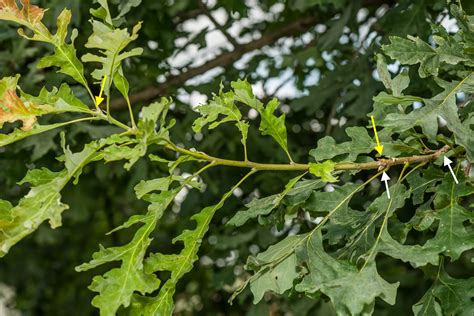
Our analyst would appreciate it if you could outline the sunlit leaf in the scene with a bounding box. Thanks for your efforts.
[309,160,338,182]
[259,98,292,160]
[82,4,143,98]
[193,85,249,151]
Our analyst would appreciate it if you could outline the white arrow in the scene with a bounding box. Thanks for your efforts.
[443,156,459,184]
[381,171,391,199]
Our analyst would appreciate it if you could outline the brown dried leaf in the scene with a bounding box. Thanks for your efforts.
[0,76,51,131]
[0,0,45,26]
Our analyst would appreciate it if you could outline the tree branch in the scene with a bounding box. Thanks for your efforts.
[111,0,395,110]
[324,98,340,136]
[198,0,239,48]
[165,143,450,172]
[173,8,202,24]
[111,15,320,110]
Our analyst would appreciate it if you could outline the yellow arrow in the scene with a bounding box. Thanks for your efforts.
[370,115,384,155]
[95,75,107,107]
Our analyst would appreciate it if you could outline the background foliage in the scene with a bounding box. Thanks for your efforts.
[0,0,473,315]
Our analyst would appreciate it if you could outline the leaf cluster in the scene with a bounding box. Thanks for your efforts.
[0,1,472,315]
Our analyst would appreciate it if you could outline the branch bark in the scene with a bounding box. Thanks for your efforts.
[165,144,450,172]
[198,0,239,48]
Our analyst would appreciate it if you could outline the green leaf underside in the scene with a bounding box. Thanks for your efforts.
[413,269,474,316]
[241,172,472,313]
[249,234,305,303]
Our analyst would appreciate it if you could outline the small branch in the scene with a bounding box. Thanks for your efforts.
[94,110,131,131]
[262,73,293,104]
[165,143,450,172]
[325,98,339,136]
[458,94,474,108]
[198,0,239,48]
[173,8,202,24]
[335,145,449,171]
[165,143,308,171]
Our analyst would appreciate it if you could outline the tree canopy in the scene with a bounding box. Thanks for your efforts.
[0,0,473,315]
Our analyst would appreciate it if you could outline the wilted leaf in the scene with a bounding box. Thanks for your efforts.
[0,75,49,130]
[0,0,45,27]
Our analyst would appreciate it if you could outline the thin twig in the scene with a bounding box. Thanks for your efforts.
[262,73,294,104]
[458,94,474,108]
[325,98,339,136]
[198,0,239,48]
